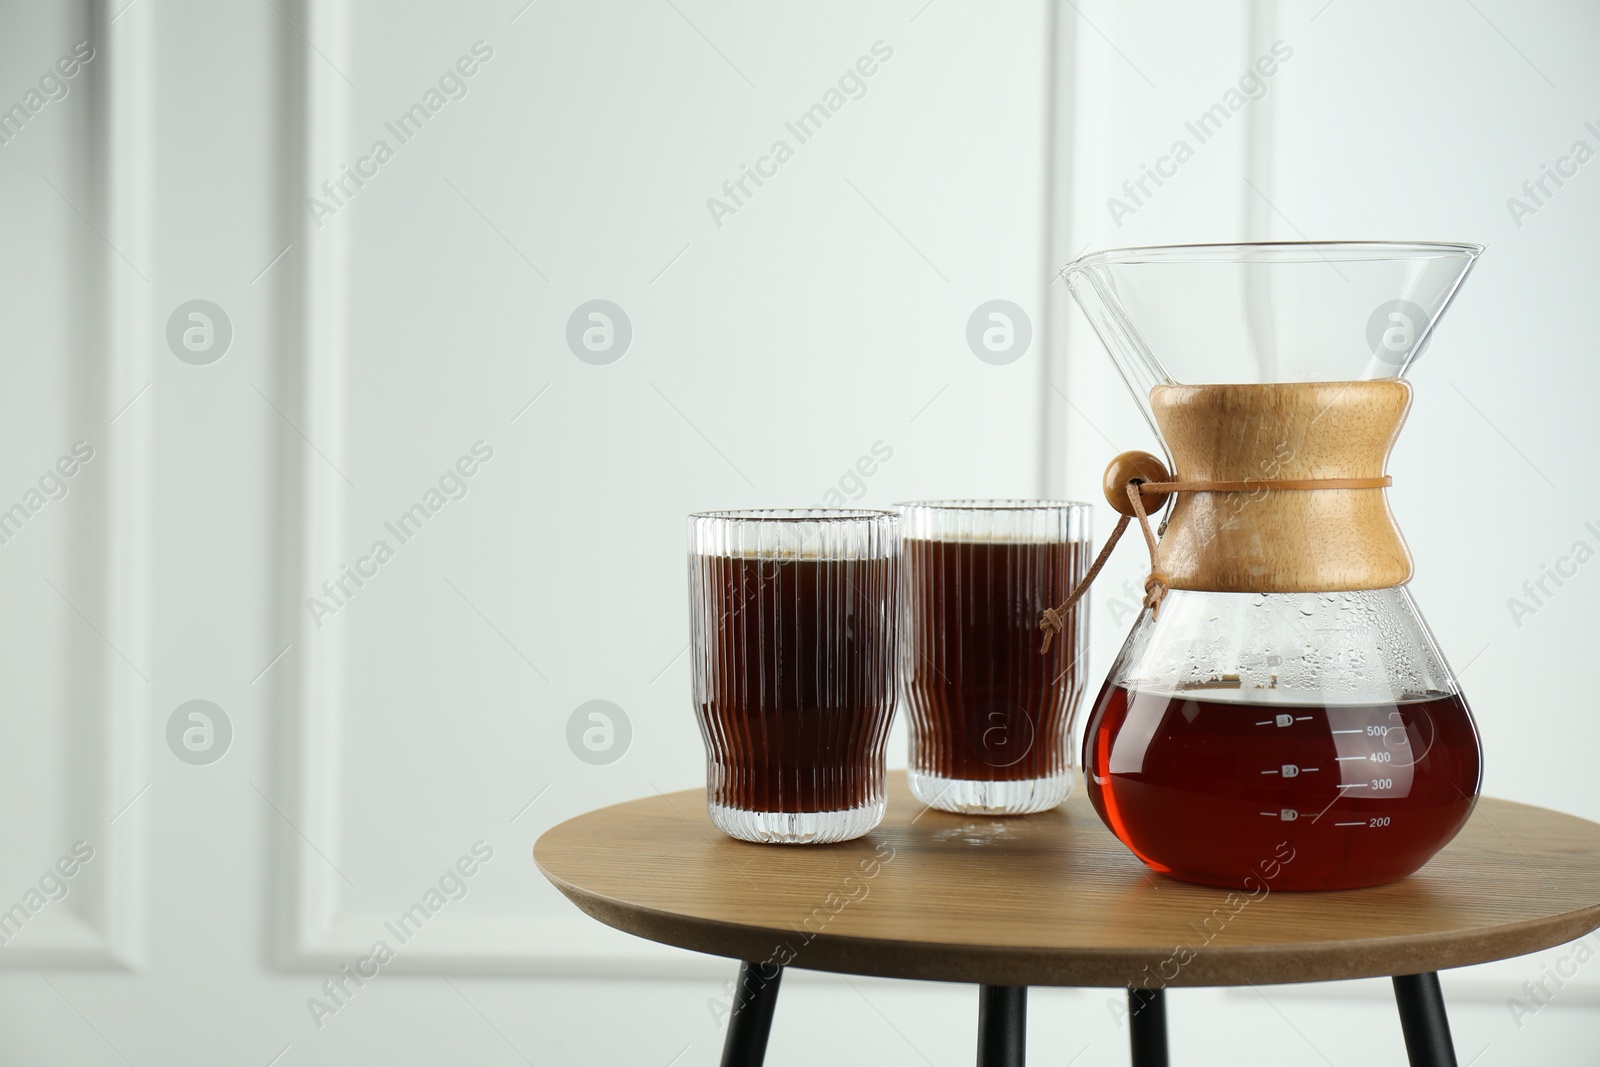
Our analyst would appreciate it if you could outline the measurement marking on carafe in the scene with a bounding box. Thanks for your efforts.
[1334,821,1366,827]
[1335,755,1368,761]
[1295,715,1312,721]
[1331,728,1365,734]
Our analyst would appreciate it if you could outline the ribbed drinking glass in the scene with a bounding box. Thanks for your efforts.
[688,509,900,844]
[898,500,1092,814]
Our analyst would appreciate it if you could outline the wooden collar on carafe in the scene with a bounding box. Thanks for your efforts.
[1037,451,1393,654]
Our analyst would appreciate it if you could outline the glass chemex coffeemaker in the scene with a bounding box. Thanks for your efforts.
[1047,242,1485,891]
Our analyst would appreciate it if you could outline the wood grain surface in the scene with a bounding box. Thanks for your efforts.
[534,771,1600,987]
[1151,380,1415,593]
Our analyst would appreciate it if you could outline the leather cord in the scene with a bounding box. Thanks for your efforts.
[1038,474,1392,654]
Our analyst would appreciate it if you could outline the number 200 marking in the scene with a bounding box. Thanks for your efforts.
[1369,816,1391,828]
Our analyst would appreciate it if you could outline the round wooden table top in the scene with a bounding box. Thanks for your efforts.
[534,772,1600,987]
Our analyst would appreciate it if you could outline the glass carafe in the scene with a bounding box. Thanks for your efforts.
[1063,242,1484,891]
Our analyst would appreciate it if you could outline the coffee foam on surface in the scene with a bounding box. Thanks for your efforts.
[901,533,1089,546]
[696,549,891,562]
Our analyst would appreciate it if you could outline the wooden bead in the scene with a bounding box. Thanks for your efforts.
[1103,450,1171,516]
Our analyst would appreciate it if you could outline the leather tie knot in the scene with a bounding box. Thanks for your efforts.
[1037,456,1394,653]
[1038,607,1066,654]
[1142,571,1170,618]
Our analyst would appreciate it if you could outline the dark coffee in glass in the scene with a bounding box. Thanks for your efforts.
[899,501,1090,814]
[688,510,899,843]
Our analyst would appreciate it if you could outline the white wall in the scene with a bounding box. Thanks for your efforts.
[0,0,1594,1064]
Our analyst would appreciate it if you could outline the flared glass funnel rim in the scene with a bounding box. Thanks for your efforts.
[1060,240,1484,278]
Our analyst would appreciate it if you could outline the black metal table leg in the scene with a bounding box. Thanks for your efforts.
[719,961,783,1067]
[977,984,1027,1067]
[1128,987,1169,1067]
[1393,972,1458,1067]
